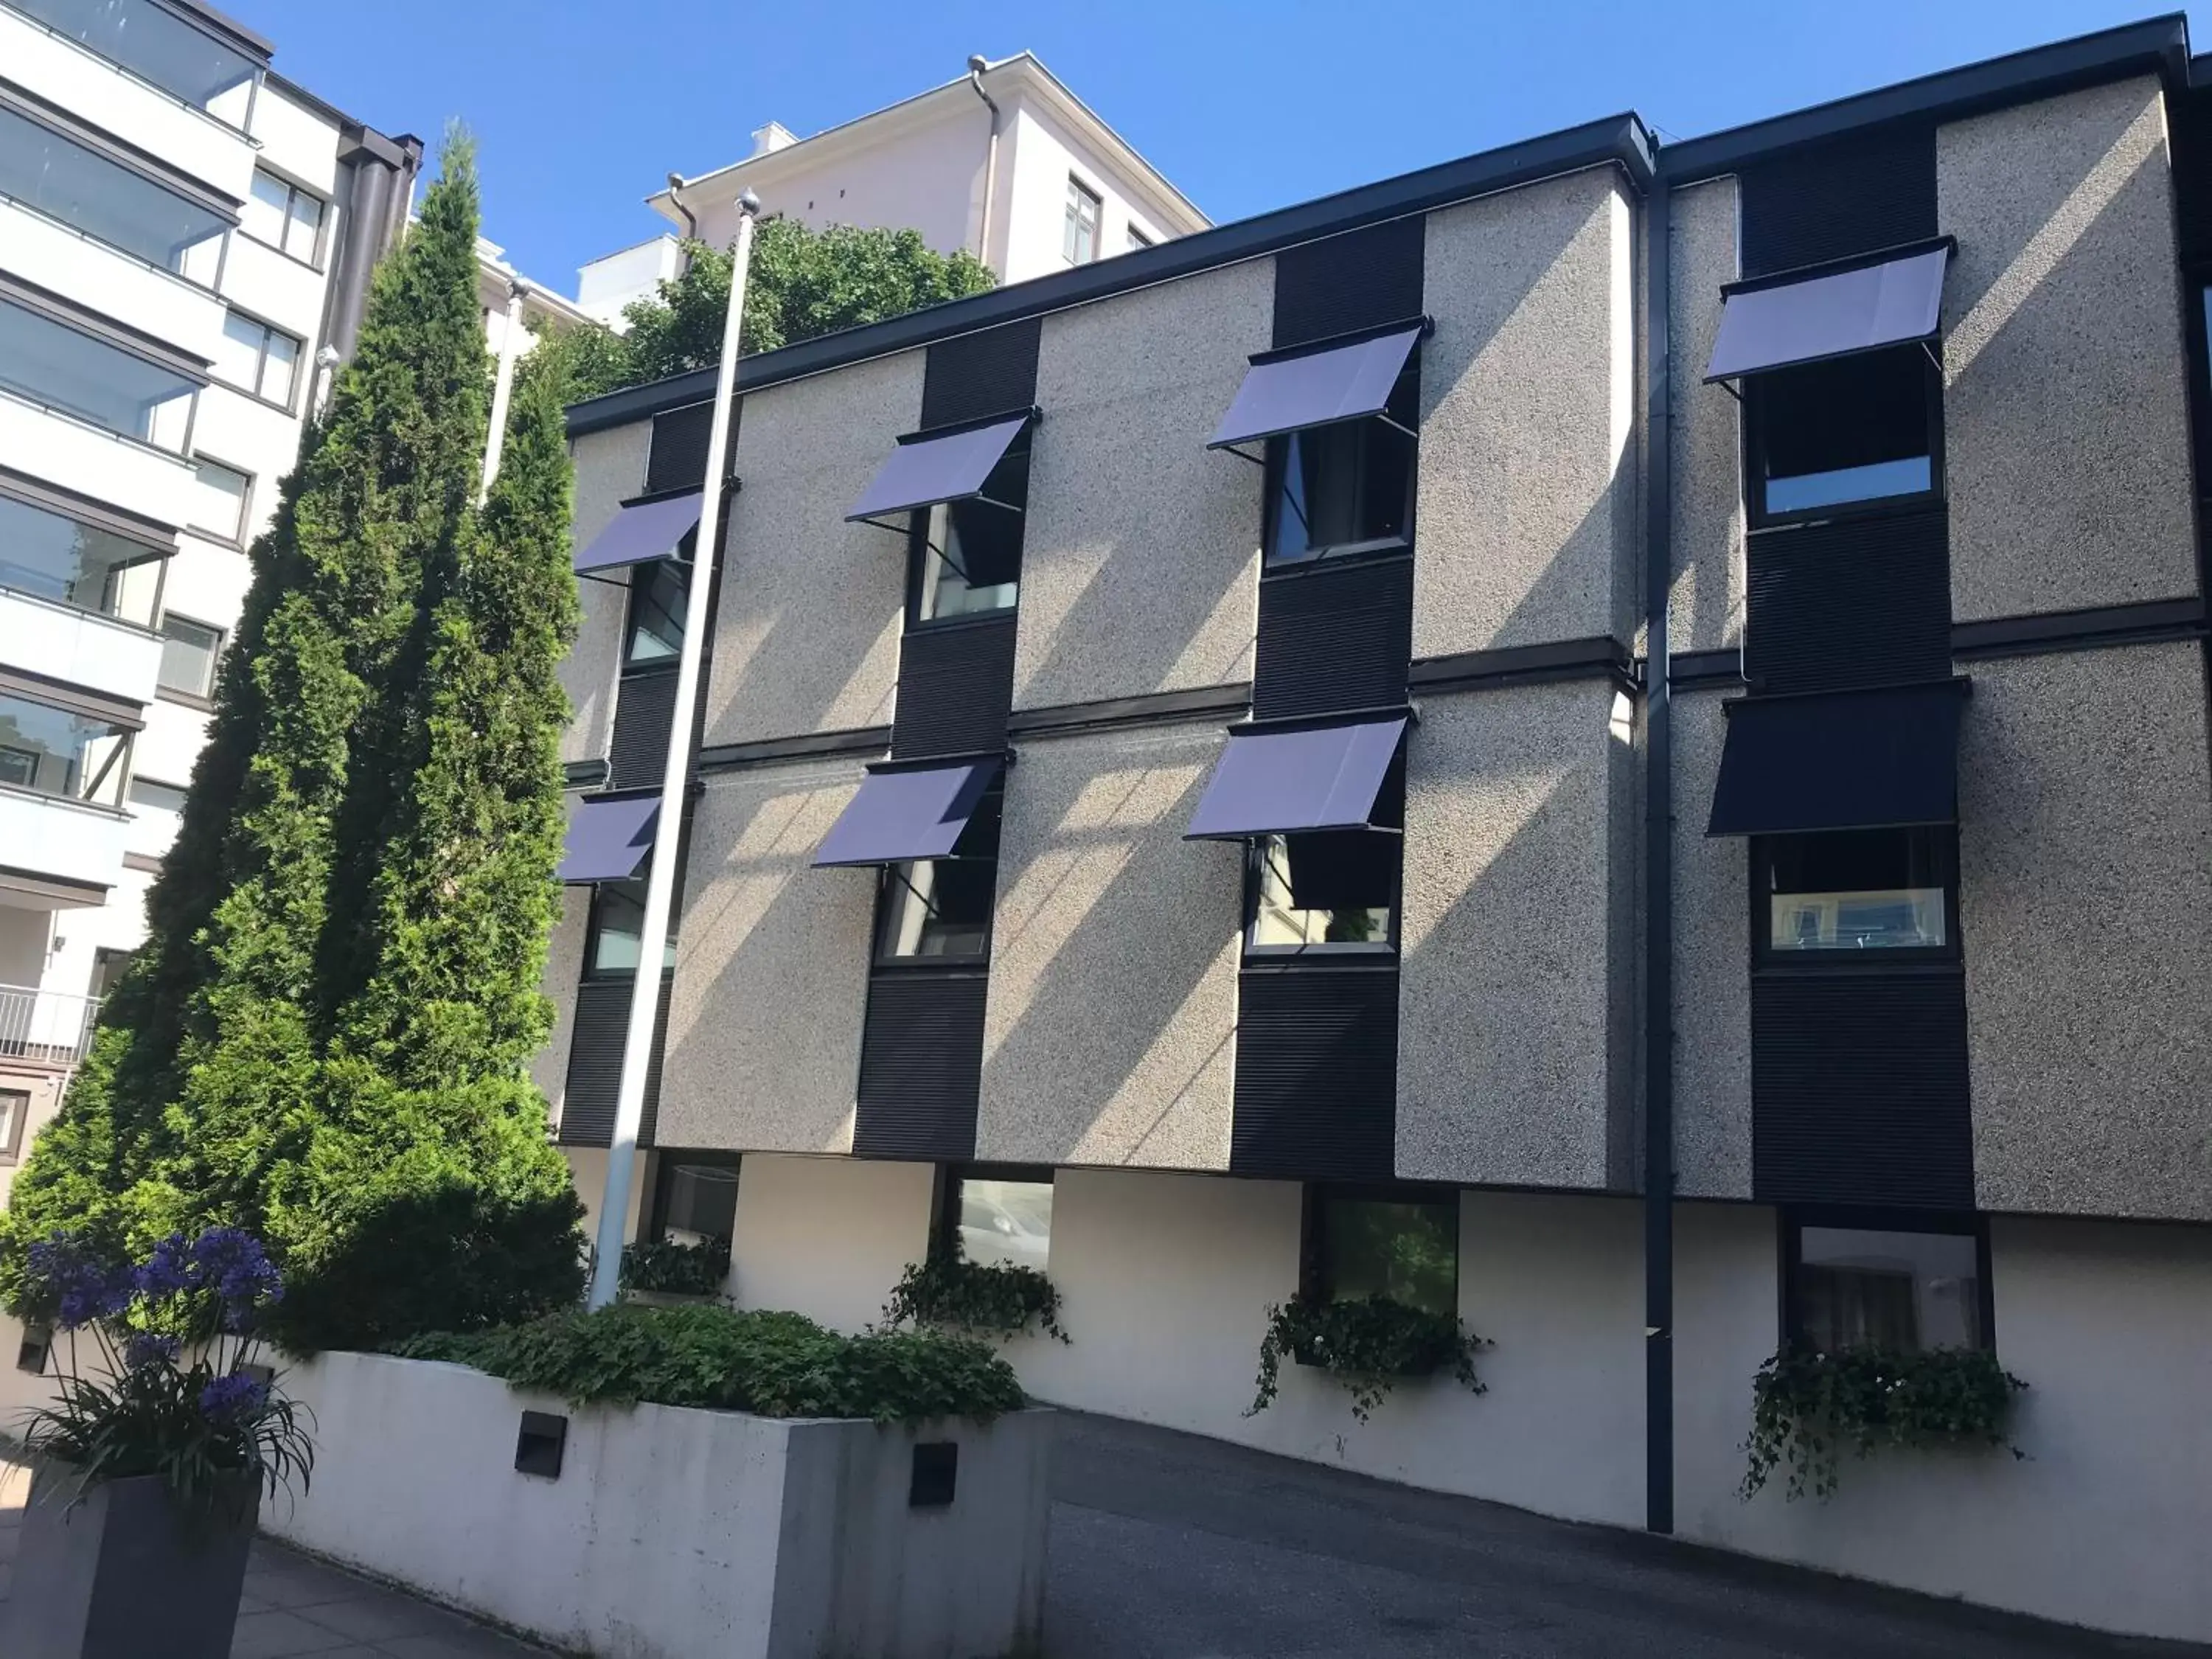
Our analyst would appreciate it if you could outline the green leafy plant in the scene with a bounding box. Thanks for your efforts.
[883,1255,1068,1343]
[619,1237,731,1298]
[393,1302,1026,1425]
[1248,1295,1486,1423]
[1741,1344,2028,1500]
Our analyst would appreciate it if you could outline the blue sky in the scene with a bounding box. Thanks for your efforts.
[229,1,2204,290]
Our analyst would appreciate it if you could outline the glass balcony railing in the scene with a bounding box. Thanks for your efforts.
[0,687,133,809]
[0,490,164,626]
[0,103,229,281]
[7,0,258,126]
[0,296,197,451]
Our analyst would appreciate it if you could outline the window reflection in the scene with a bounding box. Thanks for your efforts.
[1265,359,1418,565]
[957,1177,1052,1271]
[625,559,687,668]
[655,1158,738,1247]
[588,877,676,976]
[1319,1194,1456,1318]
[1761,828,1950,955]
[0,299,196,450]
[1795,1224,1982,1353]
[911,444,1026,623]
[13,0,259,122]
[0,105,229,279]
[1750,345,1933,520]
[0,492,163,624]
[0,690,131,807]
[1248,832,1397,950]
[877,786,1002,961]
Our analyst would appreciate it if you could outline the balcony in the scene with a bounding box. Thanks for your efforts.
[0,782,129,904]
[0,197,226,364]
[0,982,100,1068]
[0,588,162,706]
[0,385,199,531]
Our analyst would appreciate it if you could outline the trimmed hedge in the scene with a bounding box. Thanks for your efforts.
[394,1303,1026,1425]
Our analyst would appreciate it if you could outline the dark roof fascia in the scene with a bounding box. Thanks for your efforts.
[568,112,1655,438]
[1660,14,2189,184]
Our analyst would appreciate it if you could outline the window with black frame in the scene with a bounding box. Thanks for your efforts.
[624,557,689,671]
[1307,1187,1457,1318]
[650,1153,740,1248]
[1265,358,1419,566]
[1753,827,1956,961]
[874,783,1003,961]
[585,877,676,977]
[907,436,1029,624]
[1245,759,1403,956]
[1744,343,1938,524]
[1786,1214,1986,1353]
[942,1166,1054,1272]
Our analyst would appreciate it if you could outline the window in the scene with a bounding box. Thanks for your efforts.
[1745,344,1936,524]
[1264,356,1419,564]
[1063,176,1101,265]
[0,105,229,279]
[187,458,251,543]
[1308,1187,1458,1318]
[0,299,196,451]
[213,312,301,408]
[941,1166,1053,1271]
[10,0,259,122]
[649,1152,740,1247]
[875,785,1003,961]
[241,169,325,264]
[0,1089,27,1165]
[0,690,131,806]
[624,559,687,670]
[88,947,134,1001]
[1787,1215,1986,1353]
[128,776,187,815]
[1127,226,1153,252]
[0,490,163,624]
[1755,828,1955,961]
[907,435,1029,624]
[1245,757,1403,956]
[585,877,675,977]
[157,615,223,700]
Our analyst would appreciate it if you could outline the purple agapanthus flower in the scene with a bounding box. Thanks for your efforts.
[189,1228,283,1329]
[23,1233,133,1331]
[133,1231,201,1299]
[123,1331,181,1370]
[198,1371,268,1422]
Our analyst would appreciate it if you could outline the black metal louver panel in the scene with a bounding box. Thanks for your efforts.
[1252,556,1413,721]
[645,403,715,495]
[2168,87,2212,268]
[921,317,1043,430]
[853,970,988,1161]
[1751,970,1972,1209]
[890,615,1018,759]
[1738,122,1937,278]
[1273,216,1426,350]
[607,671,678,789]
[1745,507,1950,694]
[1230,966,1399,1181]
[557,975,669,1148]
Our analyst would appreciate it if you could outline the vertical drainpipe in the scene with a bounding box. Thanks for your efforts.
[481,278,526,500]
[1641,173,1676,1537]
[967,55,1001,267]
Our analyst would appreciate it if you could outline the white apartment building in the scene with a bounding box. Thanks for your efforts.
[574,52,1208,324]
[0,0,417,1192]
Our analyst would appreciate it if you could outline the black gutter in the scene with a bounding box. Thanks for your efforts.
[569,113,1655,437]
[1662,13,2187,182]
[1641,178,1674,1538]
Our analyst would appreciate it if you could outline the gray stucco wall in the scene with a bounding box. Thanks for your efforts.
[975,720,1242,1169]
[532,883,591,1130]
[563,422,650,766]
[1012,260,1270,710]
[1396,680,1634,1189]
[1941,76,2199,621]
[1669,689,1752,1199]
[1666,176,1743,656]
[1416,169,1638,658]
[703,352,922,747]
[655,757,876,1154]
[1959,641,2212,1220]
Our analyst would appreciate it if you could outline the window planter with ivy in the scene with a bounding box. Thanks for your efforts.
[1248,1293,1485,1422]
[619,1235,731,1300]
[1741,1344,2027,1500]
[883,1254,1068,1343]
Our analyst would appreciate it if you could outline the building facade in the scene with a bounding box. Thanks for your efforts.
[0,0,416,1199]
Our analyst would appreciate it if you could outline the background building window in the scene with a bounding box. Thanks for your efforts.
[242,168,326,265]
[1310,1188,1458,1318]
[944,1167,1053,1271]
[649,1153,740,1248]
[1756,827,1954,959]
[213,312,301,408]
[0,690,132,805]
[585,877,676,977]
[88,947,134,1001]
[0,104,229,279]
[1127,226,1153,252]
[1788,1217,1985,1353]
[0,1088,27,1165]
[157,614,223,699]
[908,439,1028,623]
[624,559,687,669]
[876,786,1002,961]
[0,299,195,450]
[187,457,251,543]
[1265,358,1419,564]
[1745,345,1935,522]
[128,776,187,815]
[0,490,163,623]
[1063,176,1101,265]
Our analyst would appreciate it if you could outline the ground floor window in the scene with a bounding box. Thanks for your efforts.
[1304,1185,1458,1318]
[939,1164,1053,1271]
[647,1152,740,1248]
[1784,1211,1987,1353]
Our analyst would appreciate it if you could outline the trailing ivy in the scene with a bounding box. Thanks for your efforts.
[883,1256,1068,1343]
[1247,1295,1486,1424]
[619,1237,731,1298]
[1741,1344,2028,1500]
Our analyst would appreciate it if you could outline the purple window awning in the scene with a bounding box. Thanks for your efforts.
[1210,327,1422,451]
[846,415,1031,525]
[813,758,1002,867]
[558,793,660,883]
[1705,242,1952,383]
[1185,716,1408,841]
[573,493,703,574]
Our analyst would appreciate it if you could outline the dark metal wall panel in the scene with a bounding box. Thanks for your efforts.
[854,970,988,1160]
[1737,122,1937,278]
[1745,507,1951,694]
[921,316,1043,430]
[2168,86,2212,268]
[1271,216,1427,350]
[645,403,714,495]
[557,975,669,1148]
[1230,967,1399,1181]
[1750,970,1972,1208]
[1252,557,1413,720]
[890,615,1018,759]
[607,670,678,790]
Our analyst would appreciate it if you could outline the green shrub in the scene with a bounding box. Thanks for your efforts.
[619,1236,731,1298]
[1742,1344,2028,1500]
[1248,1295,1486,1423]
[883,1256,1067,1343]
[394,1303,1026,1425]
